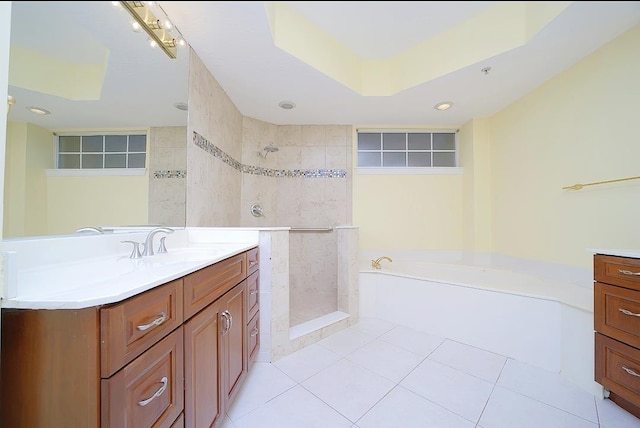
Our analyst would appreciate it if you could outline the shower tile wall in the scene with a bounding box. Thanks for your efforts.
[148,126,187,227]
[186,50,244,227]
[241,117,353,326]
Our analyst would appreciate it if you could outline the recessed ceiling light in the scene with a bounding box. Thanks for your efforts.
[174,102,188,111]
[278,101,296,110]
[434,102,453,111]
[27,106,50,115]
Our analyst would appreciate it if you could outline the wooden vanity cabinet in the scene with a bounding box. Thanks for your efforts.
[0,247,260,428]
[594,254,640,418]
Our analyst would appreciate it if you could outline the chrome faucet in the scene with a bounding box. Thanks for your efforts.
[142,227,174,256]
[371,256,392,270]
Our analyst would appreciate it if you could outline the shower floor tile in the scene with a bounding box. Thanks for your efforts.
[221,317,640,428]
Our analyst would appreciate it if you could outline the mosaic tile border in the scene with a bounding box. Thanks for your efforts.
[153,170,187,179]
[193,131,347,178]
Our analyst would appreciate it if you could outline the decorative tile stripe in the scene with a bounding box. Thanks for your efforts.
[153,170,187,179]
[193,131,347,178]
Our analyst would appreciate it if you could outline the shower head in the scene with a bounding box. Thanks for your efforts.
[257,144,279,158]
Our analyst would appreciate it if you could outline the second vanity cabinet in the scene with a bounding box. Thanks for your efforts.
[1,246,260,428]
[594,254,640,418]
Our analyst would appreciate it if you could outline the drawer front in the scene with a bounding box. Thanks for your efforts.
[247,247,259,275]
[184,253,246,320]
[247,311,260,366]
[595,255,640,291]
[101,279,184,378]
[101,327,184,428]
[246,270,260,321]
[595,333,640,408]
[595,282,640,349]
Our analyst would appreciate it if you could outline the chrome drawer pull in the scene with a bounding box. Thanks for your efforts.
[249,260,258,267]
[622,366,640,378]
[250,289,258,295]
[618,308,640,317]
[138,376,168,406]
[619,269,640,276]
[221,311,231,335]
[250,327,259,337]
[136,312,167,331]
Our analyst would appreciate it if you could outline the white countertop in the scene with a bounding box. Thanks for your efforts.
[1,228,260,310]
[587,248,640,259]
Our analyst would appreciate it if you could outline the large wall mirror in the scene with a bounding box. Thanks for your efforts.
[4,1,189,239]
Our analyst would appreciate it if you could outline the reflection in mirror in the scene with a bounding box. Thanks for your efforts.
[4,1,189,239]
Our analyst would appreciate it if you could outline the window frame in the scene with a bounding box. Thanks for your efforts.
[53,130,148,171]
[355,129,460,173]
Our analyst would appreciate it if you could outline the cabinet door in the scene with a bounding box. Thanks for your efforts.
[184,300,223,428]
[220,281,248,409]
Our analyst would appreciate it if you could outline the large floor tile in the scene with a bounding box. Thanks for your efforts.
[428,339,506,383]
[595,397,640,428]
[378,325,445,357]
[497,358,598,423]
[355,386,475,428]
[346,338,424,383]
[316,327,376,356]
[478,386,598,428]
[347,317,397,338]
[400,358,494,422]
[302,359,396,422]
[226,362,297,421]
[273,343,342,383]
[233,385,353,428]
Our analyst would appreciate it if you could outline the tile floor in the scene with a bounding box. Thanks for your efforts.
[221,318,640,428]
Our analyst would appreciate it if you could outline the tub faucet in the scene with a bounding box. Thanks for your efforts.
[76,226,104,234]
[142,227,174,256]
[372,256,393,270]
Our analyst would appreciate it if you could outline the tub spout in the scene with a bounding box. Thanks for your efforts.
[372,256,393,270]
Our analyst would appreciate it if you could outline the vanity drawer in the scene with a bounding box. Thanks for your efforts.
[247,247,259,275]
[246,270,260,321]
[595,282,640,349]
[101,279,183,378]
[595,255,640,291]
[247,311,260,366]
[595,333,640,408]
[101,327,184,428]
[184,253,246,320]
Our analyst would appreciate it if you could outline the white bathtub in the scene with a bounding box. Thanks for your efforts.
[359,259,601,396]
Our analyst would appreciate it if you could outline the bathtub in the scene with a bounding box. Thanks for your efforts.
[359,258,601,396]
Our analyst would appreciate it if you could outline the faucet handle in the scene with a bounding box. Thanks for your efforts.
[122,241,143,259]
[157,236,168,254]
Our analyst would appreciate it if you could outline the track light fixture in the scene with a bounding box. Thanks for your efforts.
[119,1,183,59]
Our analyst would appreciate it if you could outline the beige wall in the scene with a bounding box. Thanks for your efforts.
[353,125,464,251]
[488,24,640,269]
[46,174,148,235]
[4,122,170,237]
[353,24,640,271]
[4,122,51,237]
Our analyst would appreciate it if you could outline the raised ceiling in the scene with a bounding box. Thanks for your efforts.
[161,1,640,126]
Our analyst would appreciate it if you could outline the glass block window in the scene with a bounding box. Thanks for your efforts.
[357,130,457,168]
[56,133,147,169]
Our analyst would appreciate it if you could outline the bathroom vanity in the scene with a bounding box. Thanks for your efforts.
[593,251,640,419]
[0,230,259,428]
